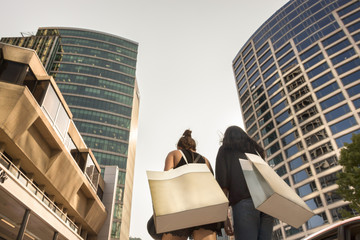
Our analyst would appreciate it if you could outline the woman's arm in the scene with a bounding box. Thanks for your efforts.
[164,150,177,171]
[204,157,214,174]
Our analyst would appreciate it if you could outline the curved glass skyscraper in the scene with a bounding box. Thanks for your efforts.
[1,27,139,239]
[232,0,359,239]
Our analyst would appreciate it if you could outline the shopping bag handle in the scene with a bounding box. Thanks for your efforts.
[179,150,202,164]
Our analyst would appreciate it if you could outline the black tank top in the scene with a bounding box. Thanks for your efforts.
[174,149,206,168]
[174,149,214,174]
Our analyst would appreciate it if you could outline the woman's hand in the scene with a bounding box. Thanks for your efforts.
[224,216,234,236]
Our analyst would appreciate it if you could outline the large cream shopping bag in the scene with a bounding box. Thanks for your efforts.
[240,153,314,228]
[147,163,229,233]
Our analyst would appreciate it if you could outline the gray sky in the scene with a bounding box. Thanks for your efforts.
[1,0,288,238]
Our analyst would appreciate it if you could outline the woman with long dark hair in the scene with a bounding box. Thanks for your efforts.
[215,126,273,240]
[161,129,218,240]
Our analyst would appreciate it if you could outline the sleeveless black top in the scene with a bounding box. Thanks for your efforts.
[175,149,214,174]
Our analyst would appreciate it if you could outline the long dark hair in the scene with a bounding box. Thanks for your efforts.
[222,126,265,158]
[177,129,196,151]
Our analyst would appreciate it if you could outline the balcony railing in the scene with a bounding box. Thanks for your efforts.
[0,152,80,235]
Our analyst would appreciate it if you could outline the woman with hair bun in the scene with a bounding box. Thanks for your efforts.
[161,129,218,240]
[215,126,274,240]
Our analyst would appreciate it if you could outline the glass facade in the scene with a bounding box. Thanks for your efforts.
[232,0,360,239]
[1,27,139,240]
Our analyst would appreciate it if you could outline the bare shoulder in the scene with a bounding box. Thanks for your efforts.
[167,150,182,158]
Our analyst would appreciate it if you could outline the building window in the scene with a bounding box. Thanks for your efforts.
[330,116,357,134]
[268,82,282,97]
[237,73,245,86]
[256,102,270,117]
[242,98,252,112]
[240,90,250,103]
[282,130,299,146]
[249,71,260,86]
[254,94,267,108]
[268,154,284,168]
[276,43,292,59]
[278,51,295,67]
[275,165,287,177]
[266,142,280,157]
[353,98,360,108]
[234,61,243,75]
[246,115,256,128]
[303,53,324,70]
[296,181,317,197]
[309,142,333,160]
[263,131,278,147]
[272,229,283,240]
[294,96,314,112]
[270,90,285,105]
[305,129,328,146]
[244,106,254,120]
[331,48,356,65]
[347,84,360,97]
[341,69,360,86]
[301,117,323,135]
[293,167,312,184]
[247,63,258,77]
[245,56,256,70]
[305,196,323,210]
[252,86,265,100]
[319,171,341,188]
[236,69,245,82]
[263,65,277,80]
[297,106,318,124]
[342,10,360,25]
[265,72,279,87]
[306,212,328,230]
[290,85,310,102]
[276,110,291,125]
[316,82,339,99]
[320,92,345,110]
[314,155,338,174]
[243,45,253,60]
[300,44,320,61]
[326,39,351,56]
[324,190,342,205]
[284,225,303,237]
[279,120,296,135]
[239,83,248,95]
[336,58,360,75]
[311,71,334,89]
[337,1,360,17]
[307,62,329,79]
[258,49,272,65]
[335,129,360,148]
[259,112,272,127]
[248,124,258,136]
[325,104,350,122]
[281,58,298,74]
[289,154,308,171]
[260,57,274,72]
[285,141,303,158]
[347,21,360,33]
[287,76,306,93]
[273,100,288,115]
[257,42,269,58]
[322,30,345,47]
[331,205,357,221]
[261,121,275,136]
